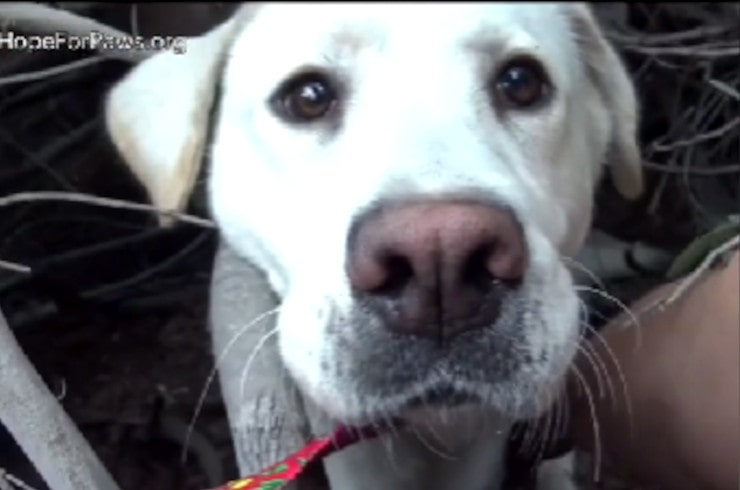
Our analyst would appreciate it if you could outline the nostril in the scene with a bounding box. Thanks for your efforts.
[373,253,414,295]
[462,244,497,292]
[487,234,527,281]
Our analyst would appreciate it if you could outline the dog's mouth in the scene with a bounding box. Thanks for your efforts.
[377,384,490,427]
[404,385,482,410]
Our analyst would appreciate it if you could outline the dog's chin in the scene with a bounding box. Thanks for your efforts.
[313,364,573,428]
[397,386,489,425]
[327,384,494,426]
[320,385,489,428]
[298,336,578,428]
[404,385,483,409]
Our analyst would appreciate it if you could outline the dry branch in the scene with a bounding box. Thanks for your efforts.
[0,191,216,228]
[0,306,122,490]
[0,56,105,88]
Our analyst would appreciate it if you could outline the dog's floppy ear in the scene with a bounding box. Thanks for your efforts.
[104,6,256,223]
[567,4,644,200]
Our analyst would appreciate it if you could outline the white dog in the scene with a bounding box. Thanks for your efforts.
[105,3,642,489]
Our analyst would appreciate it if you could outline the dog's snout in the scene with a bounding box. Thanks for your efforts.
[347,201,528,340]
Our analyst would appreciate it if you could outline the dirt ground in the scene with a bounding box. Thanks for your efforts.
[7,281,238,490]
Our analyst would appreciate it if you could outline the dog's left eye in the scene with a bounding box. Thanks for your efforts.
[273,73,338,123]
[493,57,551,110]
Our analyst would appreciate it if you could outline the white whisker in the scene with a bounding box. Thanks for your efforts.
[575,285,642,350]
[238,326,280,406]
[181,305,282,463]
[584,324,634,435]
[570,365,602,482]
[562,255,607,291]
[576,339,611,402]
[409,422,457,461]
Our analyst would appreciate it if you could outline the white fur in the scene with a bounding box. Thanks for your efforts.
[105,3,642,489]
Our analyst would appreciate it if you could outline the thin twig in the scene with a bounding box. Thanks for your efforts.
[642,160,740,176]
[662,234,739,307]
[0,56,106,88]
[0,191,216,228]
[649,117,740,153]
[0,469,38,490]
[707,79,740,101]
[624,235,740,326]
[129,3,139,37]
[0,127,74,188]
[0,258,30,273]
[620,44,739,58]
[608,25,733,45]
[87,230,211,297]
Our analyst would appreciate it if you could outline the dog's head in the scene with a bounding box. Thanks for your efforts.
[106,3,641,425]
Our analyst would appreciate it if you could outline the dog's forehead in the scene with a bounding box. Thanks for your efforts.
[249,3,562,33]
[231,3,577,81]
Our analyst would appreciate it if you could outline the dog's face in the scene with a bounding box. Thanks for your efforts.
[106,3,641,425]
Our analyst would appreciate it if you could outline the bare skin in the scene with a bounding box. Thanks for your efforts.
[570,251,739,490]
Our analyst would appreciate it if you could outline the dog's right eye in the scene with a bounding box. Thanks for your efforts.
[273,73,338,123]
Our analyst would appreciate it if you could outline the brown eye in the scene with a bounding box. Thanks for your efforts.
[275,73,337,122]
[495,58,550,109]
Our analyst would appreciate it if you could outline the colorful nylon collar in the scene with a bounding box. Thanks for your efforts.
[207,425,383,490]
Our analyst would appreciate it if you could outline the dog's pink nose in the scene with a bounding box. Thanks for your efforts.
[347,200,528,341]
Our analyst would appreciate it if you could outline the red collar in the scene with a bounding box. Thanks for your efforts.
[207,425,384,490]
